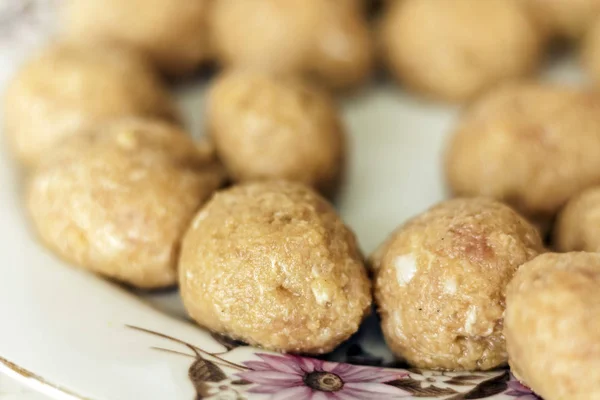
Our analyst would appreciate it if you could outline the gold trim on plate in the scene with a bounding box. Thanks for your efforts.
[0,356,91,400]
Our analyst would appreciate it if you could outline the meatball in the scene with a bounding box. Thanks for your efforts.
[378,0,543,101]
[179,181,372,354]
[206,71,345,196]
[446,83,600,224]
[307,1,374,90]
[27,118,225,289]
[521,0,600,39]
[62,0,211,76]
[373,198,543,370]
[3,42,176,166]
[209,0,315,76]
[554,187,600,252]
[505,252,600,400]
[209,0,373,90]
[582,18,600,85]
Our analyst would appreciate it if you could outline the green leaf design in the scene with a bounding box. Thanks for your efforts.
[448,371,510,400]
[386,378,459,397]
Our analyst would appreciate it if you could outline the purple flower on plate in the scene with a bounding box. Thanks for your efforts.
[237,353,410,400]
[506,375,542,400]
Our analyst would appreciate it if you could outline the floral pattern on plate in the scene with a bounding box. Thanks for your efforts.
[129,325,544,400]
[237,353,408,399]
[505,376,541,400]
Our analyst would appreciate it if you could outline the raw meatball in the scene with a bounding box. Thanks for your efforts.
[27,118,225,289]
[521,0,600,39]
[378,0,543,101]
[373,198,543,370]
[206,71,345,196]
[554,187,600,252]
[179,181,372,354]
[505,252,600,400]
[3,42,176,166]
[209,0,373,90]
[62,0,211,76]
[446,83,600,224]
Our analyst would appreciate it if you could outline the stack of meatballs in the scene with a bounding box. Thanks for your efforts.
[4,1,600,399]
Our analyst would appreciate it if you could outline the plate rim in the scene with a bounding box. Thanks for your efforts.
[0,356,90,400]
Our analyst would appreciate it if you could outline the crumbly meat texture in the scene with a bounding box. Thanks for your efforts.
[446,83,600,222]
[378,0,543,101]
[3,42,176,166]
[26,118,225,289]
[505,252,600,400]
[373,198,544,370]
[554,186,600,252]
[209,0,315,75]
[307,1,373,90]
[207,71,345,196]
[209,0,373,90]
[581,18,600,86]
[179,181,372,354]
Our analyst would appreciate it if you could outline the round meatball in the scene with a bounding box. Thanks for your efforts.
[27,118,225,289]
[3,42,176,166]
[179,181,372,354]
[210,0,315,75]
[379,0,543,101]
[505,252,600,400]
[206,71,345,196]
[446,83,600,224]
[554,186,600,252]
[209,0,373,90]
[373,198,543,370]
[521,0,600,39]
[62,0,211,76]
[307,1,374,90]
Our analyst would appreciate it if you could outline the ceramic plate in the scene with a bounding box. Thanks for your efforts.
[0,1,584,399]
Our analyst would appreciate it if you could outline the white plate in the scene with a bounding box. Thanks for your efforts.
[1,2,583,399]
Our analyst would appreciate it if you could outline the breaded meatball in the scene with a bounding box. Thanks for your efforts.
[209,0,373,90]
[27,118,225,289]
[521,0,600,39]
[505,252,600,400]
[446,83,600,224]
[209,0,315,76]
[62,0,211,76]
[179,181,372,354]
[307,1,374,90]
[206,71,345,196]
[3,42,176,166]
[379,0,543,101]
[554,186,600,252]
[373,198,543,370]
